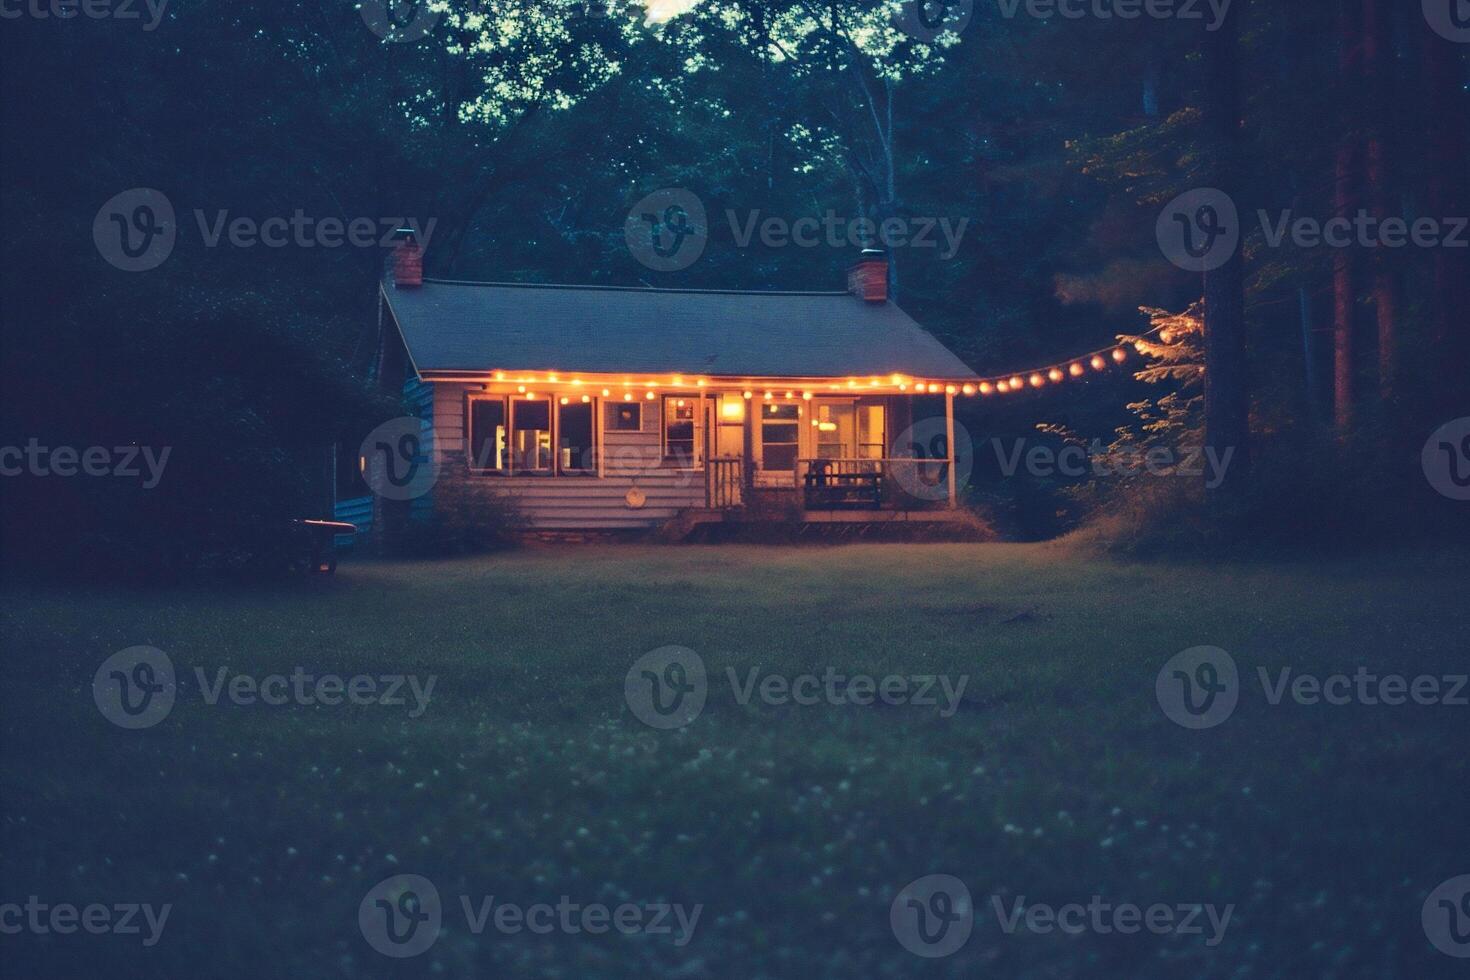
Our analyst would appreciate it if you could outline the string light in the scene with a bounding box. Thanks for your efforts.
[742,390,753,400]
[962,384,975,396]
[1049,368,1063,383]
[979,381,993,395]
[1111,347,1128,363]
[517,384,527,393]
[1090,355,1106,371]
[945,385,958,395]
[1069,363,1084,377]
[1029,373,1045,388]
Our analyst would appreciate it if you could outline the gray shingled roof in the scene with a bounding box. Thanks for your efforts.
[382,279,978,379]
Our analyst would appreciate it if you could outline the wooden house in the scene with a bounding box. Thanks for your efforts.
[367,238,981,538]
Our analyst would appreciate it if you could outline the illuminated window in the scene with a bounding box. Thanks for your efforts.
[663,396,696,466]
[761,402,800,471]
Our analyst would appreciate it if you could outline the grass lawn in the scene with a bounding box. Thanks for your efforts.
[2,543,1467,978]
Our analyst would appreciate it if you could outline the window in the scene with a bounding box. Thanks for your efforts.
[715,395,744,457]
[608,401,642,431]
[814,401,855,459]
[663,396,697,466]
[511,398,552,472]
[467,397,507,471]
[760,402,800,471]
[558,399,596,475]
[858,400,886,459]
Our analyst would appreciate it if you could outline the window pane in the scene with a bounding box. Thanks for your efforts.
[469,399,506,470]
[558,401,595,474]
[608,402,642,431]
[512,399,552,471]
[664,397,696,464]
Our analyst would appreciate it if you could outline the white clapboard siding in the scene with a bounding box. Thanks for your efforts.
[427,381,706,529]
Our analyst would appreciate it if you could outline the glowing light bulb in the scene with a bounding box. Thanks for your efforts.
[1069,363,1084,377]
[1049,368,1063,383]
[1029,373,1045,388]
[962,384,975,396]
[1010,376,1023,389]
[581,395,590,403]
[602,388,611,397]
[742,390,753,400]
[517,385,526,393]
[1112,347,1128,363]
[1091,356,1106,371]
[559,396,569,405]
[979,382,993,395]
[494,371,506,381]
[802,392,812,400]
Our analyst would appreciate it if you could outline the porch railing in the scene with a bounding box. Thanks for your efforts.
[706,456,744,509]
[795,457,954,509]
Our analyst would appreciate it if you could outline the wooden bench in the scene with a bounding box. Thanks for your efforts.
[803,465,882,510]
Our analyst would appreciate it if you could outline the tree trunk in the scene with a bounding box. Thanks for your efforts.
[1201,5,1249,492]
[1422,16,1470,413]
[1333,0,1361,432]
[1361,0,1399,405]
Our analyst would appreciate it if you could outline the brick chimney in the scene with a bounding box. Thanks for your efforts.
[391,227,423,289]
[847,248,887,303]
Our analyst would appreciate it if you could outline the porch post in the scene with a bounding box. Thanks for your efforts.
[742,394,755,490]
[945,390,958,509]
